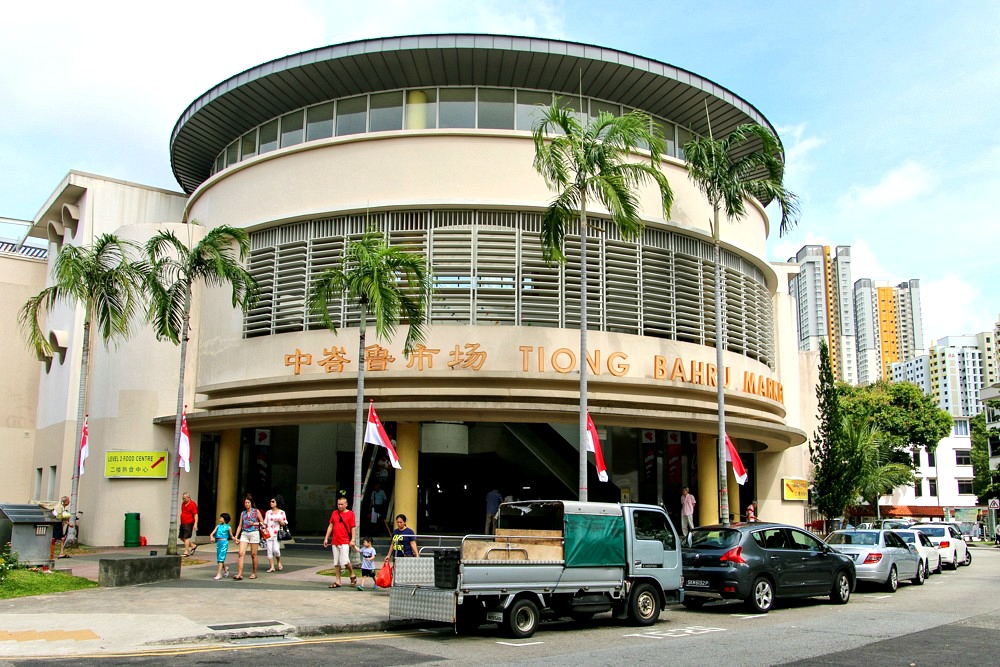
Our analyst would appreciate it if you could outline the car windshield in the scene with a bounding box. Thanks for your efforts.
[688,529,741,549]
[914,526,946,537]
[827,531,879,546]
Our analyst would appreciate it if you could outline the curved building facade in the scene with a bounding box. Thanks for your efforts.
[15,35,812,546]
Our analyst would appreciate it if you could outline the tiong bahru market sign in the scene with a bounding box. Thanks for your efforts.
[281,340,784,405]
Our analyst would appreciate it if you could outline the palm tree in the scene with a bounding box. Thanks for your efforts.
[533,99,674,501]
[18,234,146,534]
[847,416,914,521]
[683,122,799,525]
[308,228,431,531]
[144,224,258,555]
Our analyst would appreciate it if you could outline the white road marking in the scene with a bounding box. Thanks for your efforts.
[730,614,767,619]
[496,641,544,647]
[624,626,726,639]
[869,595,892,599]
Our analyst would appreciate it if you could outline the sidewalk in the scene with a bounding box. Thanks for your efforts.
[0,542,410,658]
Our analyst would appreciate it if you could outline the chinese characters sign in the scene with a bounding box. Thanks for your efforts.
[105,451,170,479]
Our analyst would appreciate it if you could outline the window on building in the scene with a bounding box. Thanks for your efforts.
[336,96,367,136]
[955,449,972,466]
[478,88,515,129]
[225,141,239,167]
[953,419,970,436]
[515,90,553,131]
[306,102,335,141]
[912,449,921,467]
[258,119,279,154]
[913,480,922,497]
[990,435,1000,458]
[957,479,975,495]
[404,89,437,129]
[439,88,476,128]
[240,129,257,160]
[369,92,404,132]
[280,110,304,147]
[33,467,42,499]
[928,478,937,496]
[47,465,57,501]
[926,449,936,467]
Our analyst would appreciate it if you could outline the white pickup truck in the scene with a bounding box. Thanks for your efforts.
[388,500,684,638]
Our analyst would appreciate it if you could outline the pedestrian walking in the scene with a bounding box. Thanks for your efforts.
[485,487,503,534]
[323,496,357,588]
[179,492,199,557]
[264,497,288,572]
[680,487,697,537]
[233,494,264,580]
[211,513,235,580]
[358,537,377,590]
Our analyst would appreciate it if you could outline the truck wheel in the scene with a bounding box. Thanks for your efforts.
[504,598,540,639]
[627,583,660,625]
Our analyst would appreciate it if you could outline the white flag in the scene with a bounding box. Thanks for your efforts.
[79,415,89,475]
[178,407,191,473]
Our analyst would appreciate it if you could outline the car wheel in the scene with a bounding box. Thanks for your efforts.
[933,557,942,574]
[962,549,972,566]
[627,583,661,626]
[912,561,925,585]
[948,553,959,570]
[745,576,774,613]
[884,566,898,593]
[681,596,708,610]
[829,570,851,605]
[503,598,540,639]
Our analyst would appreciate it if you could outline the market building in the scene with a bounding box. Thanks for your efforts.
[2,35,815,546]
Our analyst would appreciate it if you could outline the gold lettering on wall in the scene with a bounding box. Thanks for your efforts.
[551,348,576,373]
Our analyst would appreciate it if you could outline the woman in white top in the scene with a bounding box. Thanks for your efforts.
[263,497,289,572]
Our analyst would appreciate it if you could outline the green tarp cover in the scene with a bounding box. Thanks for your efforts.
[564,513,626,567]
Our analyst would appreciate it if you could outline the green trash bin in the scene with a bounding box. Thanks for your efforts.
[124,512,141,547]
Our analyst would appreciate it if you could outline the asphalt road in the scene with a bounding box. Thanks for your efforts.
[8,546,999,667]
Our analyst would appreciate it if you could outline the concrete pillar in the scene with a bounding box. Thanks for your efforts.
[216,429,240,524]
[696,433,719,527]
[394,421,420,533]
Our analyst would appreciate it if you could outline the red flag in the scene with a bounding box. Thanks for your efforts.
[79,415,89,475]
[725,434,747,485]
[585,413,609,482]
[178,407,191,473]
[365,401,401,469]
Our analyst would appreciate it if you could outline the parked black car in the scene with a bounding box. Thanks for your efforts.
[682,522,856,613]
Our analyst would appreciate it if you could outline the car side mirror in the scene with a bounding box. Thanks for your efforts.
[908,544,917,552]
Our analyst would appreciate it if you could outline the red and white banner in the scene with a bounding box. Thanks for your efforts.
[725,434,747,485]
[178,407,191,473]
[79,415,89,475]
[365,401,401,469]
[585,413,609,482]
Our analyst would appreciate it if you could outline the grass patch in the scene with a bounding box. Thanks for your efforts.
[0,569,98,599]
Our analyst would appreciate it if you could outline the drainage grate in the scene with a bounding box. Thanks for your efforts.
[207,621,285,631]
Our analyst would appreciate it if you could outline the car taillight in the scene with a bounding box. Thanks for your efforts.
[720,546,746,564]
[940,541,950,548]
[863,553,882,564]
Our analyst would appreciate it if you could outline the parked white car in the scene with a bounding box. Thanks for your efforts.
[891,529,942,576]
[910,523,971,569]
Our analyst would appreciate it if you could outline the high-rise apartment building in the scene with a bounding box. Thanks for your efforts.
[790,245,857,384]
[891,333,993,418]
[854,279,924,385]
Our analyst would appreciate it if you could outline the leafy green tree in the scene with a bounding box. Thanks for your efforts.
[810,341,857,522]
[532,99,673,501]
[971,410,1000,502]
[839,380,952,461]
[684,122,798,524]
[308,229,431,527]
[144,225,258,555]
[18,234,146,531]
[848,415,915,520]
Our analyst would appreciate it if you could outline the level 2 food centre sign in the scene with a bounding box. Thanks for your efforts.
[105,451,169,479]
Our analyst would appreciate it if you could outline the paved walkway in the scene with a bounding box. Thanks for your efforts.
[0,541,410,658]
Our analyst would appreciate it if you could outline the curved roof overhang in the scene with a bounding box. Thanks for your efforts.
[170,34,780,195]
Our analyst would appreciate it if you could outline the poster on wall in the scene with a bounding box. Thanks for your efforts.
[782,478,809,501]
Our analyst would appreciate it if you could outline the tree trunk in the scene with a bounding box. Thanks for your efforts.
[68,319,92,535]
[166,285,192,555]
[713,205,731,526]
[353,301,367,545]
[578,192,589,502]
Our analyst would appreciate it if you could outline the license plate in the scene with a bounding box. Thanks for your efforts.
[687,579,709,587]
[486,611,503,623]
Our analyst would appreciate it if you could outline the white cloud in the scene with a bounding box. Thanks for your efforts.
[837,161,936,211]
[775,123,825,182]
[919,275,993,343]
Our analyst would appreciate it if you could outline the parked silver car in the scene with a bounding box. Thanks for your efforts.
[826,529,923,592]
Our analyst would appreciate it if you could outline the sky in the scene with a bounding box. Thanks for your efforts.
[1,1,998,342]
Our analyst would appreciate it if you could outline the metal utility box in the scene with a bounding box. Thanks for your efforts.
[0,504,61,566]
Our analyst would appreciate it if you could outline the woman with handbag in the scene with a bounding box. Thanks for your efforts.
[233,494,265,580]
[264,497,288,572]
